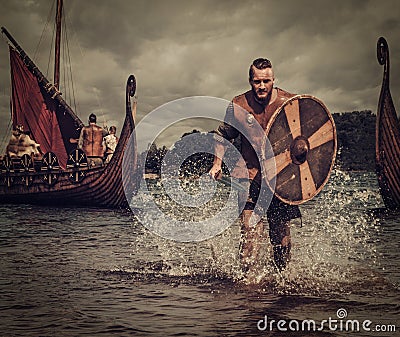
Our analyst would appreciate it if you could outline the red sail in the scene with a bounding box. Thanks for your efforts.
[10,47,67,168]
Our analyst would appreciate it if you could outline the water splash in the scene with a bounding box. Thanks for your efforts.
[123,170,396,297]
[250,169,389,296]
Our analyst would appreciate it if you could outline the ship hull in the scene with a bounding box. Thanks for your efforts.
[376,37,400,209]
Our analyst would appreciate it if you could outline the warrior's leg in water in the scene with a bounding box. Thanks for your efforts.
[240,210,291,272]
[240,210,265,272]
[238,180,263,273]
[269,217,291,271]
[239,181,300,272]
[267,196,300,271]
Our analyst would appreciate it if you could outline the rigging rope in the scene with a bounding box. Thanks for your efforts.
[46,15,56,80]
[34,0,80,118]
[0,115,13,155]
[93,87,107,129]
[33,0,55,61]
[63,7,107,123]
[0,34,14,154]
[64,8,82,117]
[62,16,78,116]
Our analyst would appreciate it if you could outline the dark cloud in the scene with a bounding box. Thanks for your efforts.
[1,0,399,148]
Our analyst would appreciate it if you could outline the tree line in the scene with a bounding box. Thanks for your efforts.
[141,110,377,175]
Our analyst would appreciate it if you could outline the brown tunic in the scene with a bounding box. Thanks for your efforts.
[217,88,295,182]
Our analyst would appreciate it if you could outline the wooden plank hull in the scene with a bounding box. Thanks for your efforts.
[0,79,138,209]
[0,23,139,209]
[376,37,400,209]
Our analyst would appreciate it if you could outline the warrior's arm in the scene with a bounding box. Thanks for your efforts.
[209,102,239,179]
[77,128,84,149]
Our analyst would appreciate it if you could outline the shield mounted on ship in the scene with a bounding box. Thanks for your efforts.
[262,95,337,205]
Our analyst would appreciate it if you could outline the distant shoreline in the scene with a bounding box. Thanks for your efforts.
[140,110,377,175]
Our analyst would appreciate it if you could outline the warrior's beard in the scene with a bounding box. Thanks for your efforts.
[252,87,270,105]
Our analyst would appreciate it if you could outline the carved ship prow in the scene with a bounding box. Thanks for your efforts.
[376,37,400,210]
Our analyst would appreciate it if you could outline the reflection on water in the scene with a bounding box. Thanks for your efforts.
[0,170,398,336]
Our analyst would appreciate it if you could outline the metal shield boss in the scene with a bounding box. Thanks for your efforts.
[262,95,337,205]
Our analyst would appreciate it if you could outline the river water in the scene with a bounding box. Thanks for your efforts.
[0,170,398,336]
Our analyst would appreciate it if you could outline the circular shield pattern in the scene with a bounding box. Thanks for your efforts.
[66,149,88,183]
[0,155,14,187]
[263,95,337,205]
[41,152,61,185]
[20,154,35,172]
[19,154,35,187]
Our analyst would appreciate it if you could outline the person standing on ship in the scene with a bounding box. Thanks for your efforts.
[103,126,119,164]
[78,113,108,167]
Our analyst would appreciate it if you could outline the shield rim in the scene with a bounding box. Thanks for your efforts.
[263,94,337,205]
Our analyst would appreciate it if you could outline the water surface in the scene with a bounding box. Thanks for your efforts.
[0,170,398,336]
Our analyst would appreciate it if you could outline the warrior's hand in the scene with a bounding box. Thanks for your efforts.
[209,166,222,180]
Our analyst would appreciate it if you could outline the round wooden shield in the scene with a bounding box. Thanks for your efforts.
[20,154,35,172]
[66,149,88,183]
[262,95,337,205]
[41,152,61,185]
[0,155,13,174]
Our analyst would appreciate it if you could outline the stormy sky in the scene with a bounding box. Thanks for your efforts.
[0,0,399,148]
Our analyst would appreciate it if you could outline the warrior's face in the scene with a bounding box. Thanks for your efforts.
[249,66,275,103]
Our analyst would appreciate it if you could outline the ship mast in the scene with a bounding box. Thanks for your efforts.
[0,26,84,129]
[54,0,63,89]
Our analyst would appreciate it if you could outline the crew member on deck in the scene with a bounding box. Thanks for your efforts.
[78,113,108,167]
[104,126,118,164]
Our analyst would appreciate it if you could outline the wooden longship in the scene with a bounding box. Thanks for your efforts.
[0,1,138,208]
[376,37,400,210]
